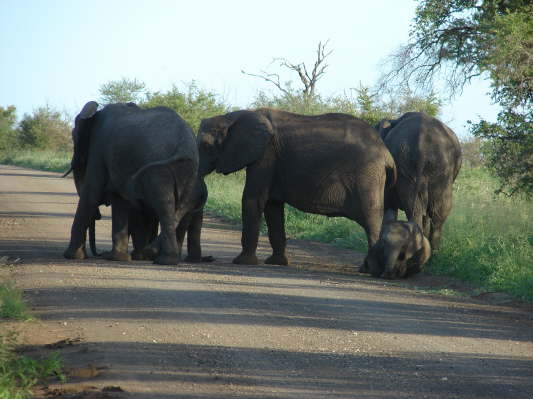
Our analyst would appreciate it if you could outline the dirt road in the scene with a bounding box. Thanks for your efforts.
[1,164,532,399]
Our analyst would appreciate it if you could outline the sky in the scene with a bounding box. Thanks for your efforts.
[0,0,499,138]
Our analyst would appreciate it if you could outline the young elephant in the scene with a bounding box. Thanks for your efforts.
[63,101,200,265]
[142,177,214,263]
[361,219,431,279]
[376,112,462,250]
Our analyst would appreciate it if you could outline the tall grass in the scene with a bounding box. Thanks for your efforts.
[0,283,31,321]
[206,168,532,301]
[427,168,532,300]
[0,331,65,399]
[0,149,70,173]
[205,172,369,251]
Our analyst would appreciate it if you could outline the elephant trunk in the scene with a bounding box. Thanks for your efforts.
[381,248,402,279]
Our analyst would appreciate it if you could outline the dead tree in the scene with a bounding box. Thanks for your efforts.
[242,41,333,99]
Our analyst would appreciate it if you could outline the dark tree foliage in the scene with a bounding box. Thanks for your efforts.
[384,0,532,196]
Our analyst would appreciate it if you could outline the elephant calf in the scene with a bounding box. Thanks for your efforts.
[361,219,431,279]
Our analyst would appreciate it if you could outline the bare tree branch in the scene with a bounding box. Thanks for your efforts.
[242,40,333,99]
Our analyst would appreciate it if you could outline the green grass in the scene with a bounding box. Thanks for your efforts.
[0,284,31,321]
[205,171,369,251]
[0,331,65,399]
[0,149,70,173]
[427,168,532,301]
[0,283,64,398]
[206,168,532,301]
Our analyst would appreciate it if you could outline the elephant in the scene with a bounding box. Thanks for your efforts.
[361,217,431,279]
[375,112,462,250]
[63,101,200,265]
[141,177,215,263]
[197,108,397,266]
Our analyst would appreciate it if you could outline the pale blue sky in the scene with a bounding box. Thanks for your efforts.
[0,0,498,138]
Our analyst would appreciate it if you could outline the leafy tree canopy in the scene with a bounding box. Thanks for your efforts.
[383,0,532,196]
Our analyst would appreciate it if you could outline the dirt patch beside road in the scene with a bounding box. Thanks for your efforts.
[1,165,532,398]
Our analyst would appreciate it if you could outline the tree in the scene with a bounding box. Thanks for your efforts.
[99,77,147,105]
[382,0,532,196]
[17,105,72,151]
[142,82,228,132]
[243,41,333,114]
[0,105,18,151]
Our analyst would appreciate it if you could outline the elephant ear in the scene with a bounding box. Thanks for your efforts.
[216,112,273,175]
[71,101,98,170]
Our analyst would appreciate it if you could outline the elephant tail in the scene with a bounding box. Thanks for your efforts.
[88,208,102,256]
[384,150,397,189]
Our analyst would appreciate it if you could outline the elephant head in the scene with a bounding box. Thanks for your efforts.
[197,110,273,176]
[363,220,431,279]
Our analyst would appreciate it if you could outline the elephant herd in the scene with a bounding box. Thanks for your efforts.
[63,102,461,279]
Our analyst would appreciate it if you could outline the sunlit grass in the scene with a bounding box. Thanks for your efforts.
[0,331,65,399]
[0,283,31,321]
[0,149,70,173]
[206,168,532,301]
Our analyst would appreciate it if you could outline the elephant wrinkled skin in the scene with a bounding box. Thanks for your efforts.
[376,112,462,251]
[198,108,397,266]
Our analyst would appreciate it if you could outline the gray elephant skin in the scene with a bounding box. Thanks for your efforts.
[63,101,200,265]
[362,219,431,279]
[198,108,397,266]
[376,112,462,250]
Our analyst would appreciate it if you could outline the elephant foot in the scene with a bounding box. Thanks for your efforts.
[142,246,159,261]
[358,262,369,274]
[232,253,258,265]
[64,246,87,260]
[154,254,180,265]
[265,254,289,266]
[131,249,151,261]
[102,250,131,262]
[184,255,215,263]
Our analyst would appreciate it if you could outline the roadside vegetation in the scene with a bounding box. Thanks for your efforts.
[0,283,65,398]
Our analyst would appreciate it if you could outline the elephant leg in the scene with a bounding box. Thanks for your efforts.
[428,183,453,250]
[233,167,272,265]
[131,210,158,260]
[64,193,101,260]
[102,194,131,262]
[183,211,212,262]
[264,200,288,265]
[233,195,266,265]
[176,212,192,259]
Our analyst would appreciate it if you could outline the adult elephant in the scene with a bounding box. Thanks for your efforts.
[376,112,462,250]
[63,101,199,265]
[197,109,397,265]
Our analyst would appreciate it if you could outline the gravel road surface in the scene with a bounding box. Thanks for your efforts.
[0,164,532,399]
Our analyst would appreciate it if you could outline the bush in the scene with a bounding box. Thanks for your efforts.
[16,106,71,152]
[142,82,229,132]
